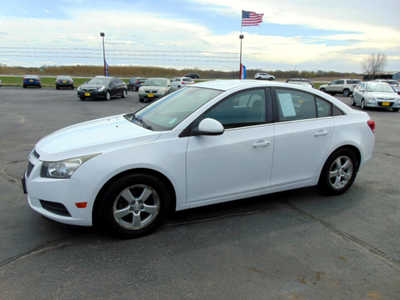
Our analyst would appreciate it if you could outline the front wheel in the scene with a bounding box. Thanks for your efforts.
[318,148,359,195]
[121,89,127,98]
[343,89,350,97]
[361,99,366,110]
[105,91,111,101]
[100,174,171,238]
[393,108,399,112]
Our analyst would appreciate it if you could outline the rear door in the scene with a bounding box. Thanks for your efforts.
[271,88,334,186]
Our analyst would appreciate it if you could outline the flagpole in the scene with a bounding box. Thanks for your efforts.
[239,11,244,79]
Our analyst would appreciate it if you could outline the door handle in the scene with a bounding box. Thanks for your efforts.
[313,130,328,137]
[253,140,271,148]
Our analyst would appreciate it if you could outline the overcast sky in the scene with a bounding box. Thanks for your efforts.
[1,0,399,72]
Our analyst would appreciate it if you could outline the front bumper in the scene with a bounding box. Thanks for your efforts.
[24,81,41,86]
[23,155,92,226]
[365,100,400,109]
[77,90,106,99]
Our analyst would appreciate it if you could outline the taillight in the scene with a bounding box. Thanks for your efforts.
[367,120,375,133]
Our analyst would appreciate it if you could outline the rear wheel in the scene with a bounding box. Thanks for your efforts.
[79,96,85,101]
[100,174,171,238]
[320,88,326,93]
[343,89,350,97]
[318,148,359,195]
[393,108,399,112]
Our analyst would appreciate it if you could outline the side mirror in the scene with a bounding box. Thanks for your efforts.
[194,118,224,136]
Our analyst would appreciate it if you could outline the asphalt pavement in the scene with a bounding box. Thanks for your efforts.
[0,87,399,299]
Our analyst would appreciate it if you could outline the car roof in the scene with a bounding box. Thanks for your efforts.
[193,80,287,91]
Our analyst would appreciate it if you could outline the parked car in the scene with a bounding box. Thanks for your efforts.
[77,76,127,101]
[23,80,375,238]
[374,79,400,95]
[23,75,41,88]
[184,73,200,79]
[352,81,400,111]
[286,78,313,88]
[127,77,146,91]
[56,75,74,90]
[254,72,275,80]
[319,79,361,97]
[171,76,195,90]
[138,78,171,102]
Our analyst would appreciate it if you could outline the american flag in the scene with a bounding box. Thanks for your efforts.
[241,10,264,26]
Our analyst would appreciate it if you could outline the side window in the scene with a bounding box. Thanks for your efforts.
[336,80,345,85]
[275,89,316,121]
[202,89,267,128]
[316,97,332,118]
[333,106,344,116]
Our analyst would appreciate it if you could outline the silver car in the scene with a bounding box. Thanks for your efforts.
[352,82,400,112]
[138,78,171,103]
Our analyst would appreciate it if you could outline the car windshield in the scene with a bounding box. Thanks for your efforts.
[143,79,168,86]
[367,83,395,93]
[57,76,71,80]
[125,87,222,131]
[88,77,110,85]
[287,81,311,86]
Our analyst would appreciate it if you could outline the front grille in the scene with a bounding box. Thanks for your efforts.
[40,200,71,217]
[26,162,34,177]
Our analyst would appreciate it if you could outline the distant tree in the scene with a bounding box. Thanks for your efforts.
[362,53,386,79]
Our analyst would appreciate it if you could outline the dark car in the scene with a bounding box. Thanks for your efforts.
[56,75,74,89]
[127,77,146,91]
[23,75,41,88]
[183,73,200,79]
[77,76,128,101]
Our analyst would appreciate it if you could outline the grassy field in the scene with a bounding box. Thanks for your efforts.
[0,75,326,89]
[0,76,129,88]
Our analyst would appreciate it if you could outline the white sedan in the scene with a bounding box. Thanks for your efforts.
[23,80,375,238]
[352,81,400,112]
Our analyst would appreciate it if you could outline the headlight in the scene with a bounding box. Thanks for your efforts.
[367,97,376,104]
[41,154,100,179]
[98,86,106,92]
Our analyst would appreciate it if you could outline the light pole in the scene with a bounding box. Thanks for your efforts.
[100,32,106,76]
[239,34,244,79]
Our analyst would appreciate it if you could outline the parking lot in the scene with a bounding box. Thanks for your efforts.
[0,87,399,299]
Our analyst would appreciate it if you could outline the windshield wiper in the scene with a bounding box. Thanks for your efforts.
[130,114,153,130]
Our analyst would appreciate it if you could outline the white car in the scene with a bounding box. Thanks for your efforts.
[254,73,275,80]
[319,79,361,97]
[171,77,195,90]
[23,80,375,238]
[138,78,171,102]
[352,81,400,112]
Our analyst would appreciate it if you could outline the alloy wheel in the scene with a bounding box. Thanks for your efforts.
[112,184,160,230]
[328,155,353,190]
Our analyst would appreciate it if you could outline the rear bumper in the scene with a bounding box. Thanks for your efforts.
[24,81,41,86]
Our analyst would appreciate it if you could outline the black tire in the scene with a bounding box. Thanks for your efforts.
[38,85,42,88]
[361,99,367,110]
[100,174,171,238]
[343,89,350,97]
[79,96,85,101]
[393,108,399,112]
[318,148,359,196]
[139,97,144,102]
[351,97,356,106]
[56,85,60,90]
[121,89,127,98]
[71,85,74,90]
[23,85,27,88]
[105,91,111,101]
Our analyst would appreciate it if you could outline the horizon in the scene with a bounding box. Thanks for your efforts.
[1,0,399,72]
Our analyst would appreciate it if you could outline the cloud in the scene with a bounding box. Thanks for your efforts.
[1,1,400,72]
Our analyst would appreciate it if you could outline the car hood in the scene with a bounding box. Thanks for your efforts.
[35,115,159,161]
[140,86,167,91]
[366,92,399,99]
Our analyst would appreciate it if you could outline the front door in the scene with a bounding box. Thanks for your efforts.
[186,88,274,203]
